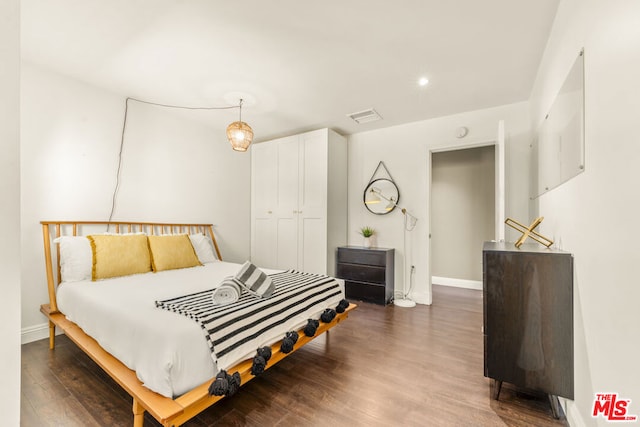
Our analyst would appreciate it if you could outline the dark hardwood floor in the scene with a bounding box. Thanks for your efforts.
[21,285,569,426]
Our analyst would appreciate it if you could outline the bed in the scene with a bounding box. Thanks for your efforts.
[39,221,355,427]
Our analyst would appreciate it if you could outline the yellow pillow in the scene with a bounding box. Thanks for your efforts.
[88,234,152,280]
[148,234,202,272]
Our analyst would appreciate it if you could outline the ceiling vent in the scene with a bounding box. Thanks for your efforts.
[347,108,382,124]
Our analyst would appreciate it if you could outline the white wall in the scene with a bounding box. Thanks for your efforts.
[20,63,251,341]
[0,0,21,424]
[348,101,531,304]
[529,0,640,424]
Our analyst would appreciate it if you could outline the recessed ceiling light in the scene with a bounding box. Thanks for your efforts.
[418,77,429,87]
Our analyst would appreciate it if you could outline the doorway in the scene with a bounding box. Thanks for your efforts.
[421,121,505,304]
[431,145,495,290]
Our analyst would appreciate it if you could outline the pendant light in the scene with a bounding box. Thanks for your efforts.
[226,99,254,152]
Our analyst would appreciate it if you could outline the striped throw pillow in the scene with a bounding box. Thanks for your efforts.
[212,277,243,305]
[235,261,275,298]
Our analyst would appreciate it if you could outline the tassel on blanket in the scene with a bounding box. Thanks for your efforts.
[251,355,267,376]
[208,370,229,396]
[320,308,337,323]
[336,299,350,313]
[304,319,320,337]
[257,346,272,362]
[235,261,275,298]
[227,372,241,396]
[280,331,299,354]
[212,277,242,305]
[208,369,242,397]
[250,345,273,376]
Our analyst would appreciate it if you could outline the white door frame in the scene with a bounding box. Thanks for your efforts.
[425,120,506,303]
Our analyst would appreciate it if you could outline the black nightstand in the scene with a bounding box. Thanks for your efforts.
[336,246,394,305]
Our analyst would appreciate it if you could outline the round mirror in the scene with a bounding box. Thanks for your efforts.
[363,178,400,215]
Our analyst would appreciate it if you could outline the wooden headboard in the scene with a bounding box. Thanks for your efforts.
[41,221,222,313]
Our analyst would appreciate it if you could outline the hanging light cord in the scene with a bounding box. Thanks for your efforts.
[392,209,418,300]
[401,209,417,299]
[402,213,417,298]
[106,97,241,225]
[125,97,241,111]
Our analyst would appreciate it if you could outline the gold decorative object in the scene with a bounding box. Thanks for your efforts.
[505,216,554,248]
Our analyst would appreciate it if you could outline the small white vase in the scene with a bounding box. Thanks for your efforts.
[363,237,372,248]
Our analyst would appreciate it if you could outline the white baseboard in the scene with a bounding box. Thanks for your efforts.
[410,290,432,305]
[565,399,586,427]
[432,276,482,291]
[21,322,62,345]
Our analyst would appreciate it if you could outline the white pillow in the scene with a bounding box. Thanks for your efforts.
[54,236,92,282]
[189,233,218,263]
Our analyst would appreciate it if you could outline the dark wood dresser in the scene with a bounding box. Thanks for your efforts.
[482,241,573,418]
[336,246,394,305]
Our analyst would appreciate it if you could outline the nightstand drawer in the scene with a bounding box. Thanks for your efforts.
[345,280,388,304]
[336,263,385,284]
[337,248,387,267]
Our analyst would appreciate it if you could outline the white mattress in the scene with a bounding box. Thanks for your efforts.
[56,261,306,398]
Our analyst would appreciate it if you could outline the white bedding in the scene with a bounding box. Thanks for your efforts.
[56,261,344,398]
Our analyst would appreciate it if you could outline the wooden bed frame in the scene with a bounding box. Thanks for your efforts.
[40,220,355,427]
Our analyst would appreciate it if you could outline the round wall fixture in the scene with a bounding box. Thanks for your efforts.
[455,126,468,138]
[363,178,400,215]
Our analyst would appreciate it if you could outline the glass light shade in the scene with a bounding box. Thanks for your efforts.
[365,187,382,204]
[365,192,381,204]
[385,198,396,211]
[226,121,254,152]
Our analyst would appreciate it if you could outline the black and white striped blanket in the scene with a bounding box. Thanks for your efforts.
[155,270,344,367]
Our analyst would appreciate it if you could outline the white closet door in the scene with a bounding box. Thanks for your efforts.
[298,132,328,274]
[276,137,299,270]
[251,143,277,268]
